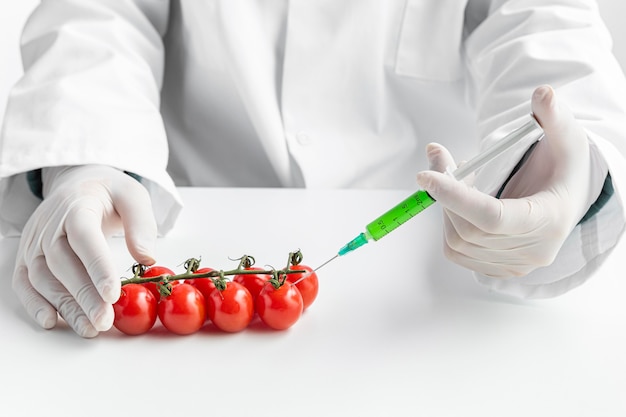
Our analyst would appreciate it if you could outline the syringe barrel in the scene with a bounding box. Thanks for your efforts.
[452,115,544,180]
[365,189,436,241]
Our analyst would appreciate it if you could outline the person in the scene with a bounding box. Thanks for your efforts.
[0,1,625,338]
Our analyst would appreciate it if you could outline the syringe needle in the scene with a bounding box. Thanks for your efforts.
[291,254,338,285]
[313,254,339,272]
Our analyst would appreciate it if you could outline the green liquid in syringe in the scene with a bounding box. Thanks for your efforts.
[338,189,436,256]
[366,189,436,240]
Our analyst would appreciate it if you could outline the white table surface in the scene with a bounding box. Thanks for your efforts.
[1,187,625,417]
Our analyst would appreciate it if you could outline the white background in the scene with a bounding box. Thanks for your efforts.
[1,0,626,129]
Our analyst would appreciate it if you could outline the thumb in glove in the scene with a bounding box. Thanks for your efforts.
[13,165,157,337]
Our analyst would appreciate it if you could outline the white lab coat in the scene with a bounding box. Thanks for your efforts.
[1,0,625,298]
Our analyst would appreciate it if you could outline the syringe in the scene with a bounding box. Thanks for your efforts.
[313,114,545,273]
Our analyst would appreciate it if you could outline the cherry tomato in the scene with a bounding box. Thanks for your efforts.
[187,267,217,320]
[256,282,303,330]
[286,264,319,310]
[233,266,270,306]
[207,281,254,332]
[113,284,157,335]
[140,265,176,300]
[187,267,216,299]
[158,283,206,335]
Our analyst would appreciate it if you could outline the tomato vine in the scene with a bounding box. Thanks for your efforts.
[113,250,319,335]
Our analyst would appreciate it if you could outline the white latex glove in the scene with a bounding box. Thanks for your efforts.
[12,165,157,337]
[416,85,606,278]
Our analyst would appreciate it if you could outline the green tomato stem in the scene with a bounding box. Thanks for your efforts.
[120,267,306,287]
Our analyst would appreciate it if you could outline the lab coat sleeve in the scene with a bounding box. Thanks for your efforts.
[0,0,182,237]
[463,0,626,298]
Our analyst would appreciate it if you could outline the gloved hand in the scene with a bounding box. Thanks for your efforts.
[416,85,607,278]
[12,165,157,337]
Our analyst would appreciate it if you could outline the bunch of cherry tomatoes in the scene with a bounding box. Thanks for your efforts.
[112,252,319,335]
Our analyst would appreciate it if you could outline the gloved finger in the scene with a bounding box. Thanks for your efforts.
[441,204,552,250]
[29,256,99,338]
[417,170,500,228]
[424,142,457,173]
[422,143,475,186]
[441,216,539,277]
[111,179,157,266]
[44,236,114,332]
[419,170,556,235]
[65,201,120,303]
[441,210,560,276]
[443,248,534,278]
[531,85,588,161]
[442,208,508,248]
[12,263,58,329]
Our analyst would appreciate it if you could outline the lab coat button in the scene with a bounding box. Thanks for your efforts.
[295,132,312,146]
